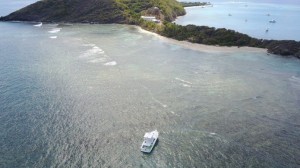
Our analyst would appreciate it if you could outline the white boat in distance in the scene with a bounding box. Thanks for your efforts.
[269,20,276,23]
[33,22,42,27]
[140,130,159,153]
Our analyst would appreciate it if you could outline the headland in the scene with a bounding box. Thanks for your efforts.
[0,0,299,58]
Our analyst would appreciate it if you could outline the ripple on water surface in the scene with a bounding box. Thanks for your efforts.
[0,23,300,167]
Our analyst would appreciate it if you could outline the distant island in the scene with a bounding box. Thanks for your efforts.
[0,0,299,58]
[180,2,212,7]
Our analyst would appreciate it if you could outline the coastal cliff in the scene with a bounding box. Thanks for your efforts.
[0,0,299,58]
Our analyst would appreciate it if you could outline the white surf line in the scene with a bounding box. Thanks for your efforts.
[104,61,117,66]
[175,77,193,85]
[182,84,192,87]
[143,85,168,108]
[33,22,42,27]
[141,85,180,116]
[170,110,180,116]
[81,41,118,66]
[48,28,62,33]
[290,76,300,82]
[142,85,167,108]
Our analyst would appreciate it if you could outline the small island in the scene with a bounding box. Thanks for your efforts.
[180,2,211,7]
[152,23,300,58]
[0,0,299,58]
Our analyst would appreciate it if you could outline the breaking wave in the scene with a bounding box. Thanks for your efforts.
[33,23,42,27]
[175,77,193,85]
[48,28,62,33]
[80,46,105,58]
[79,43,118,65]
[104,61,117,66]
[290,76,300,83]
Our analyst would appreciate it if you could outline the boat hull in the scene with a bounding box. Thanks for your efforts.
[140,130,159,153]
[140,138,158,153]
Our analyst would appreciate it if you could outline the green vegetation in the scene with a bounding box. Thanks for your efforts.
[0,0,185,24]
[140,21,300,58]
[0,0,299,58]
[116,0,185,23]
[159,23,261,47]
[0,0,125,23]
[156,23,300,58]
[180,2,211,7]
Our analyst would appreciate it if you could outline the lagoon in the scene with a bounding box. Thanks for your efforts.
[176,1,300,41]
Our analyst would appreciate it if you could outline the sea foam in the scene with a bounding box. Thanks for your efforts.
[175,77,193,85]
[88,58,107,63]
[33,23,42,27]
[48,28,62,33]
[104,61,117,66]
[79,43,111,64]
[80,47,105,58]
[82,43,96,47]
[182,84,192,87]
[290,76,300,83]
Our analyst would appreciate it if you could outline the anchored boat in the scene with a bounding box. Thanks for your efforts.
[140,130,159,153]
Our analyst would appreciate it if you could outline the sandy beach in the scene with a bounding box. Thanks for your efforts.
[136,26,267,54]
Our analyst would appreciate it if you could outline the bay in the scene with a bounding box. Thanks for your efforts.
[176,1,300,41]
[1,0,300,167]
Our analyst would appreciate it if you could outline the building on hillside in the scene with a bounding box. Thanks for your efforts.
[141,16,160,23]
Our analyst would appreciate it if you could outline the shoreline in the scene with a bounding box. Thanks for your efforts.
[0,20,292,56]
[135,26,267,54]
[0,21,264,54]
[1,0,299,58]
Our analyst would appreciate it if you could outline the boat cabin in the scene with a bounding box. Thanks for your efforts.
[143,133,156,146]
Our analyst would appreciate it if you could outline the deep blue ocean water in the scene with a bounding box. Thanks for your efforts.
[1,1,300,167]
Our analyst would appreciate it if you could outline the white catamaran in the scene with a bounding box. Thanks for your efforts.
[140,130,159,153]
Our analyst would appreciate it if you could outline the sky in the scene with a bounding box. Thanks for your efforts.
[0,0,38,16]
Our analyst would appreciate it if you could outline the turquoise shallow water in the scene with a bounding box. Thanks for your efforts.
[1,0,300,167]
[0,22,300,167]
[176,1,300,41]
